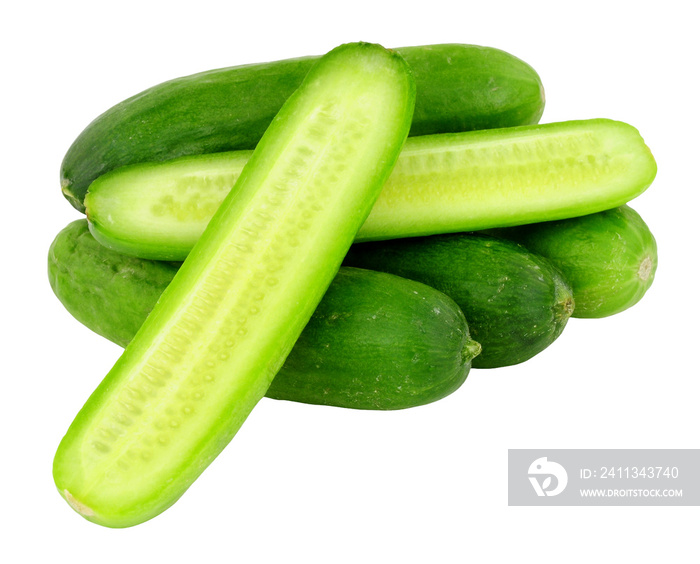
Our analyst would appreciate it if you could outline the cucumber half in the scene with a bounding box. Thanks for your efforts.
[85,119,656,261]
[53,42,416,528]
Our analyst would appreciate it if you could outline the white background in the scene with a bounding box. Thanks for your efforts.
[2,0,698,561]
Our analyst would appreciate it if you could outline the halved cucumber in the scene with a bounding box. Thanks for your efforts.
[85,119,656,261]
[53,42,416,528]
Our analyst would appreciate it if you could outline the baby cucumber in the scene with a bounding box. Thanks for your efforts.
[49,220,480,410]
[49,220,181,349]
[85,119,656,261]
[53,42,416,527]
[344,233,574,368]
[493,205,657,318]
[61,43,545,211]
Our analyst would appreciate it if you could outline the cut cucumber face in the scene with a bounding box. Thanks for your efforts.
[85,119,656,261]
[361,119,655,241]
[88,152,254,260]
[53,42,416,528]
[48,219,480,410]
[61,43,545,211]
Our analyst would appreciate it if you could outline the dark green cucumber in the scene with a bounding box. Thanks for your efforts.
[344,233,574,368]
[492,205,657,318]
[48,220,181,348]
[268,267,479,409]
[49,220,480,410]
[85,119,656,261]
[61,43,545,211]
[53,43,416,528]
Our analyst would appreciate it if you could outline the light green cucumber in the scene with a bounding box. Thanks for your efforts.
[53,42,416,528]
[85,119,656,261]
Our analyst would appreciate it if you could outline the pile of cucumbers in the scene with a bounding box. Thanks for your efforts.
[49,42,657,527]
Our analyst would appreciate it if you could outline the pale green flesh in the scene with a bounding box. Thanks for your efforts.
[54,43,415,528]
[86,118,656,261]
[365,119,656,240]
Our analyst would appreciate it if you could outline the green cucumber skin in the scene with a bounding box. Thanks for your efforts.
[344,233,574,368]
[85,119,657,262]
[49,220,479,410]
[48,220,180,347]
[492,205,657,318]
[267,267,478,410]
[53,43,416,528]
[61,43,545,211]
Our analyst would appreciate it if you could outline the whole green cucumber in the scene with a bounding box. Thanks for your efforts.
[53,42,416,528]
[85,119,657,261]
[344,233,574,368]
[49,220,480,410]
[61,43,545,211]
[492,205,657,318]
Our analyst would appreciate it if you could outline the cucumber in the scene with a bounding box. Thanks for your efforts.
[49,219,480,410]
[61,43,545,211]
[85,119,656,261]
[48,220,181,349]
[492,205,657,318]
[53,42,416,528]
[344,233,574,368]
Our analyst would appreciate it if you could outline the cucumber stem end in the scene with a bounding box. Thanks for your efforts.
[61,178,86,213]
[462,337,482,364]
[638,255,653,282]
